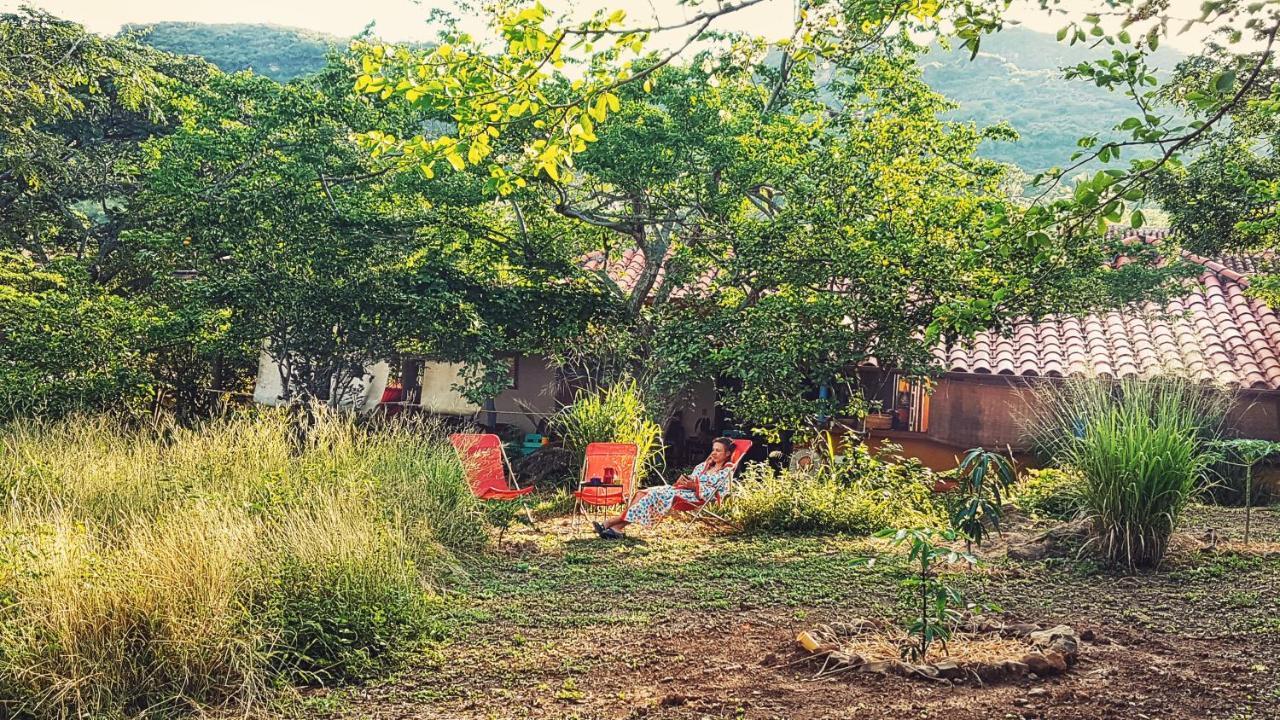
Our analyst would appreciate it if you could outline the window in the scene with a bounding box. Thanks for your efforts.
[889,374,931,433]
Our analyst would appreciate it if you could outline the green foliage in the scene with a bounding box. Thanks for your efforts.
[261,491,439,683]
[0,253,165,419]
[351,0,983,186]
[1014,467,1085,520]
[729,444,944,536]
[1208,438,1280,545]
[130,54,602,405]
[1015,1,1280,243]
[924,27,1186,173]
[1208,438,1280,507]
[0,413,483,716]
[0,8,181,255]
[876,527,982,662]
[550,378,663,483]
[119,19,1197,176]
[1024,377,1230,568]
[529,45,1181,432]
[949,447,1016,548]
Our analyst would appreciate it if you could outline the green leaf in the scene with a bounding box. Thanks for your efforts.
[1213,71,1237,94]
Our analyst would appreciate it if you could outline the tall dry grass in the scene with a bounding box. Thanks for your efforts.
[0,410,484,718]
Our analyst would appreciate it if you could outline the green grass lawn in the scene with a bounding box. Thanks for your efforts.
[300,505,1280,720]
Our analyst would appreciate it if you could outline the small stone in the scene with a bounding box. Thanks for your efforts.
[1013,698,1030,707]
[1028,688,1049,698]
[660,694,687,708]
[1020,651,1069,676]
[1029,625,1076,647]
[1003,623,1041,637]
[1080,628,1097,642]
[1049,636,1080,663]
[934,660,966,679]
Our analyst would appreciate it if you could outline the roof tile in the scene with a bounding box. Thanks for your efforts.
[943,235,1280,391]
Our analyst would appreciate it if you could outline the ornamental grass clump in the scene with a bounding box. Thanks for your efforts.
[1024,376,1229,569]
[551,378,663,482]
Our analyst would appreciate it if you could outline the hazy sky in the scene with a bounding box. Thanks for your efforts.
[0,0,1225,53]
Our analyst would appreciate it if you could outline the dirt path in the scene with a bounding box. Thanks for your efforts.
[315,507,1280,720]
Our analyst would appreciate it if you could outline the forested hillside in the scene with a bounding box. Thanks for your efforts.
[922,26,1186,171]
[120,22,1184,172]
[118,22,342,81]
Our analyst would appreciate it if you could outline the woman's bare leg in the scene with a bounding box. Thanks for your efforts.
[601,489,646,531]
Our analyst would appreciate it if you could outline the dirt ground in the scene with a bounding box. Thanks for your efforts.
[309,506,1280,720]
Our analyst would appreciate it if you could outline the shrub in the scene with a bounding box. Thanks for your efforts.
[0,505,272,717]
[1014,467,1084,520]
[1013,466,1085,515]
[261,490,438,683]
[0,413,481,717]
[729,444,944,535]
[950,447,1017,549]
[1023,376,1229,568]
[551,378,663,482]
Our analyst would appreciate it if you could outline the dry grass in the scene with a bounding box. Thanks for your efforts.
[0,411,485,718]
[802,622,1035,680]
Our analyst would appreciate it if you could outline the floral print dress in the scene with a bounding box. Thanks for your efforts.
[624,461,733,526]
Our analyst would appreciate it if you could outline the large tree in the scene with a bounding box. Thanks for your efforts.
[129,57,605,407]
[468,42,1185,430]
[0,10,209,418]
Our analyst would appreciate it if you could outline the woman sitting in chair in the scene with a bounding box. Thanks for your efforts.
[594,436,736,539]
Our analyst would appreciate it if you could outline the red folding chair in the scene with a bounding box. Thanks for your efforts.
[670,439,752,522]
[449,433,535,501]
[572,442,639,523]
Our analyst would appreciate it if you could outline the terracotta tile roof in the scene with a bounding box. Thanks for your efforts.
[1216,253,1279,276]
[939,244,1280,390]
[582,248,717,299]
[585,236,1280,391]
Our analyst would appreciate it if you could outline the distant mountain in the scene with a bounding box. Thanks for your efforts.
[120,22,1187,172]
[119,22,342,81]
[923,26,1187,172]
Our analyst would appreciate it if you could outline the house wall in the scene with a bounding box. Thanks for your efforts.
[925,376,1037,450]
[1226,394,1280,441]
[417,356,558,433]
[889,375,1280,472]
[418,362,480,415]
[493,356,559,433]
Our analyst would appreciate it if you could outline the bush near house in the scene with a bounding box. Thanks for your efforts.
[551,378,664,483]
[0,413,484,718]
[1014,467,1085,520]
[729,444,945,535]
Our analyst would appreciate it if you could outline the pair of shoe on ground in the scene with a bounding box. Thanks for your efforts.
[592,521,624,540]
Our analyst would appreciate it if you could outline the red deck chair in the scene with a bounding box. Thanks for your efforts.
[670,439,752,521]
[449,433,535,501]
[572,442,639,521]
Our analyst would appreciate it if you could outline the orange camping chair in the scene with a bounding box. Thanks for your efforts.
[449,433,535,501]
[670,438,752,521]
[572,442,639,523]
